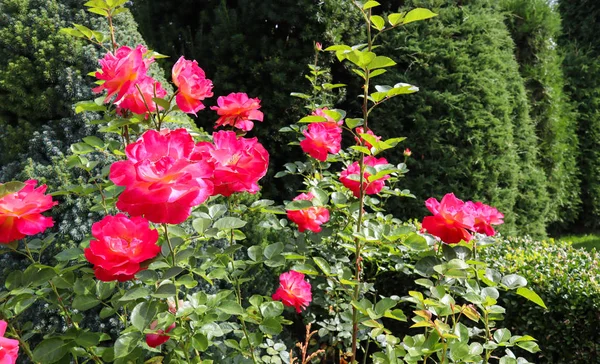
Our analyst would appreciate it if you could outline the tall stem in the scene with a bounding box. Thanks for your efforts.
[107,12,117,52]
[350,9,375,363]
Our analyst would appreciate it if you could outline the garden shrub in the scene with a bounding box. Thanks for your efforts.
[502,0,581,232]
[483,237,600,363]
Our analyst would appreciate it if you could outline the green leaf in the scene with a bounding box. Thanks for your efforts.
[247,246,263,261]
[218,300,245,315]
[374,298,397,316]
[493,328,511,343]
[55,248,83,262]
[72,295,101,311]
[345,118,363,129]
[83,136,104,148]
[368,56,396,70]
[403,233,428,250]
[259,317,283,335]
[74,100,105,114]
[370,15,385,30]
[363,1,380,10]
[71,142,95,155]
[313,257,332,276]
[33,338,69,363]
[75,331,101,347]
[213,217,246,230]
[114,332,142,358]
[402,8,438,24]
[192,217,211,233]
[291,263,319,276]
[516,287,547,309]
[388,12,405,26]
[0,181,25,199]
[119,286,150,301]
[517,341,540,353]
[260,301,284,318]
[131,301,157,332]
[501,274,527,289]
[285,200,312,210]
[153,283,176,298]
[298,115,327,123]
[192,333,209,352]
[264,242,284,260]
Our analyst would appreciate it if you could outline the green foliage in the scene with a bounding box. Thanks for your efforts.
[483,237,600,363]
[502,0,581,231]
[365,0,548,236]
[558,0,600,231]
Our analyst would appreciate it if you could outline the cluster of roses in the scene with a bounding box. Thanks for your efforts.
[286,111,392,233]
[421,193,504,244]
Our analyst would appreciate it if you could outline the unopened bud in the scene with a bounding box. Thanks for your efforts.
[403,148,412,157]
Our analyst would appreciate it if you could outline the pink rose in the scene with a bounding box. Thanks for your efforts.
[116,76,167,115]
[172,57,214,115]
[422,193,475,244]
[339,156,390,198]
[93,45,153,103]
[272,271,312,313]
[465,201,504,236]
[84,214,160,282]
[0,180,57,244]
[0,321,19,364]
[110,129,214,224]
[211,92,264,131]
[192,130,269,197]
[300,122,342,161]
[286,193,330,233]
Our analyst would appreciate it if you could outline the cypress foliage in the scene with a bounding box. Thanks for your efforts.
[502,0,580,232]
[368,0,549,236]
[558,0,600,231]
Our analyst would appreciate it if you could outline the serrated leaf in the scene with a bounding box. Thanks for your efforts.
[218,300,245,315]
[313,257,331,276]
[72,295,101,311]
[114,332,142,358]
[131,301,157,332]
[264,242,284,260]
[32,338,69,363]
[388,12,405,25]
[368,56,396,70]
[119,286,150,301]
[213,217,246,230]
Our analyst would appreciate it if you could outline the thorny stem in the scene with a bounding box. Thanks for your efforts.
[107,11,117,52]
[135,84,159,130]
[49,280,77,329]
[6,323,35,362]
[163,224,180,312]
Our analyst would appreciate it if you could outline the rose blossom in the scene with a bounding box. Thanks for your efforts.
[172,57,214,115]
[110,129,214,224]
[339,156,390,198]
[272,270,312,313]
[211,92,264,131]
[421,193,475,244]
[0,321,18,364]
[0,180,57,244]
[286,193,330,233]
[84,214,160,282]
[192,130,269,197]
[354,127,381,149]
[116,75,167,115]
[465,201,504,236]
[146,320,176,348]
[300,122,342,161]
[94,45,153,103]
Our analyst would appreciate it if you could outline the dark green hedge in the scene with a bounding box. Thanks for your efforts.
[502,0,581,231]
[483,237,600,362]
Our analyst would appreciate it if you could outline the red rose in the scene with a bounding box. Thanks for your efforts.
[145,320,176,348]
[286,193,330,233]
[94,45,152,103]
[211,92,264,131]
[84,214,160,282]
[0,180,57,244]
[110,129,214,224]
[192,130,269,197]
[421,193,475,244]
[0,320,19,364]
[465,201,504,236]
[339,156,390,198]
[172,57,214,115]
[272,270,312,313]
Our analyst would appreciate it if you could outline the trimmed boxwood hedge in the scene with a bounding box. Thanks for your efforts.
[483,237,600,363]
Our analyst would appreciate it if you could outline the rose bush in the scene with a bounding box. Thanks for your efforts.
[0,1,545,364]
